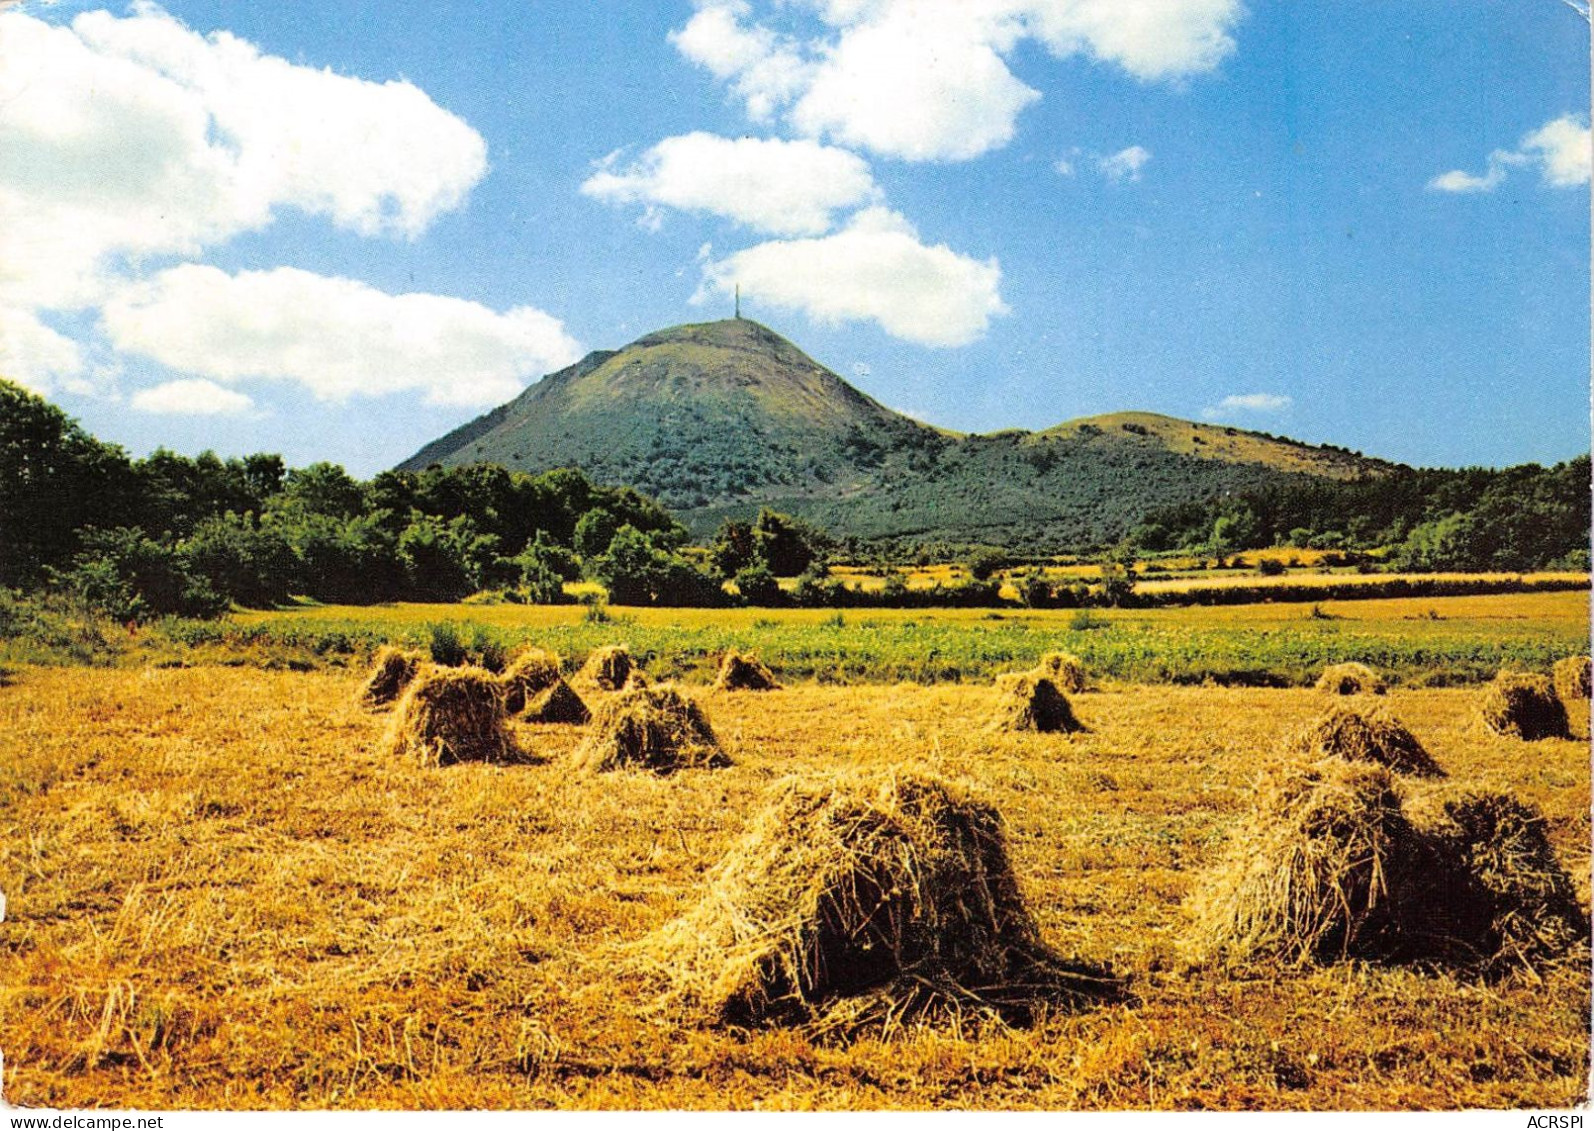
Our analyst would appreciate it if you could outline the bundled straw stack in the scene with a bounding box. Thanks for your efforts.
[642,771,1119,1034]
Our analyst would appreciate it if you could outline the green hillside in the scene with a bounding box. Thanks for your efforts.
[401,319,1396,551]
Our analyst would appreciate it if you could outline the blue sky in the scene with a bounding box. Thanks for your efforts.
[1,0,1588,476]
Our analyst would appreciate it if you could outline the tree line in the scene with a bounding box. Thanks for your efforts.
[0,380,702,618]
[2,378,1586,621]
[1126,458,1590,572]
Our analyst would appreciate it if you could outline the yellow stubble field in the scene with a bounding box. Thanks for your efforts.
[0,660,1587,1110]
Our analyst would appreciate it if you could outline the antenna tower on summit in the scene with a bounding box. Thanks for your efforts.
[734,283,741,319]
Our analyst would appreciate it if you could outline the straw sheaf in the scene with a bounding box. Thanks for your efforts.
[1478,672,1569,741]
[1552,655,1590,702]
[380,665,520,767]
[1035,652,1086,694]
[638,770,1121,1037]
[715,651,781,692]
[1287,703,1445,778]
[576,645,635,692]
[500,648,561,715]
[358,646,425,709]
[986,672,1083,734]
[1314,662,1387,696]
[575,683,728,774]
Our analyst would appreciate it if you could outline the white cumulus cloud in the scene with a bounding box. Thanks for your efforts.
[131,378,254,416]
[101,265,584,407]
[0,6,558,403]
[0,309,85,394]
[581,132,879,236]
[696,207,1007,347]
[1521,115,1593,187]
[789,4,1040,162]
[672,0,1242,162]
[0,6,487,312]
[1429,113,1590,194]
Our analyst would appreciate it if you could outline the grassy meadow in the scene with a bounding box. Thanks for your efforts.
[0,587,1588,1109]
[199,587,1590,688]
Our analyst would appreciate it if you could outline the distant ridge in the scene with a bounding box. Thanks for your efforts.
[400,319,1396,550]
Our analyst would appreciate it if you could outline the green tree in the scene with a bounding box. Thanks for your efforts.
[0,380,135,585]
[733,561,782,605]
[752,508,828,576]
[54,526,227,621]
[966,547,1010,581]
[590,525,725,606]
[179,514,296,608]
[709,519,757,579]
[573,507,620,560]
[280,462,366,518]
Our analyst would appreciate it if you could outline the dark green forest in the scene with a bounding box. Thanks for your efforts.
[0,379,1587,619]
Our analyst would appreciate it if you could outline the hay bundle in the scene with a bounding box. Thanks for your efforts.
[1186,760,1454,965]
[715,651,780,691]
[1407,789,1589,970]
[1314,662,1386,696]
[380,666,518,767]
[643,771,1118,1033]
[1035,651,1086,693]
[359,646,425,708]
[523,677,590,725]
[1479,672,1569,740]
[623,670,650,691]
[986,672,1082,733]
[1552,654,1591,702]
[576,683,727,773]
[1288,703,1445,778]
[576,644,634,691]
[501,648,561,714]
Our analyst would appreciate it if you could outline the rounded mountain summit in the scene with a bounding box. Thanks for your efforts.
[400,319,1391,550]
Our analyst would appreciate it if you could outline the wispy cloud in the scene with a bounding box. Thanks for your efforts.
[131,378,254,416]
[1429,113,1591,193]
[1202,392,1292,419]
[0,6,582,406]
[103,265,582,408]
[1055,145,1152,182]
[1098,145,1152,182]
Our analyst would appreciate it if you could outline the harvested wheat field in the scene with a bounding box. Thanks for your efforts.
[0,667,1587,1109]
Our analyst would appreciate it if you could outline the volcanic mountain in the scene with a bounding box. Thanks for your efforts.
[400,318,1393,550]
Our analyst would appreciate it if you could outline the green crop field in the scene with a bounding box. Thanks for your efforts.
[203,588,1592,688]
